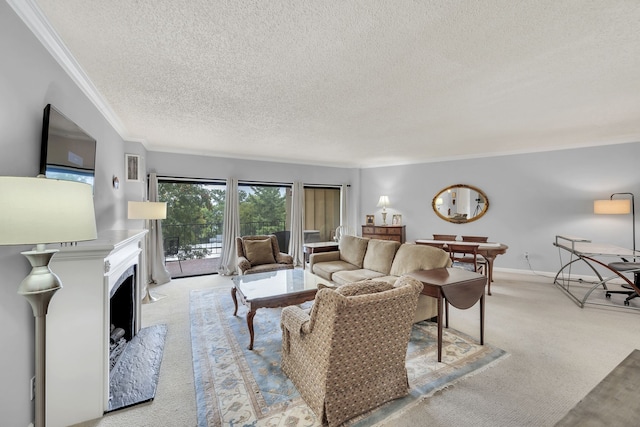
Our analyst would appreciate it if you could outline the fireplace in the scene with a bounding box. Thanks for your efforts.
[109,266,137,369]
[46,230,147,427]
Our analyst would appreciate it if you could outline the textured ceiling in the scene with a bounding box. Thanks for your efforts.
[24,1,640,167]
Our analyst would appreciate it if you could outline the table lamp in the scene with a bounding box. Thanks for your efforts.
[128,201,167,302]
[0,176,97,427]
[377,195,390,225]
[594,192,635,257]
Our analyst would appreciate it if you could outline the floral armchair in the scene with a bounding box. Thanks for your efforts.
[236,234,294,275]
[280,276,423,426]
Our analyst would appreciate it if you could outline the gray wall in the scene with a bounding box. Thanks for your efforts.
[0,3,127,424]
[360,142,640,276]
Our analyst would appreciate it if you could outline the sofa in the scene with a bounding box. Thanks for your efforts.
[281,276,423,427]
[236,235,294,275]
[308,235,452,322]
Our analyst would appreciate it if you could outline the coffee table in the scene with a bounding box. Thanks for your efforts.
[231,269,317,350]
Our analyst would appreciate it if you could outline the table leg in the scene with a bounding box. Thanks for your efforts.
[480,292,485,345]
[231,287,238,316]
[445,299,449,328]
[437,292,443,362]
[485,256,496,295]
[247,309,256,350]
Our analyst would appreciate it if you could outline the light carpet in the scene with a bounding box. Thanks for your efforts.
[190,288,507,427]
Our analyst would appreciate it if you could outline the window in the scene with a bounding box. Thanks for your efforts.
[304,187,341,242]
[158,179,225,277]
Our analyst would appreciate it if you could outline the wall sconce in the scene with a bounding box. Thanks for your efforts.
[594,192,635,255]
[377,195,390,225]
[0,177,97,427]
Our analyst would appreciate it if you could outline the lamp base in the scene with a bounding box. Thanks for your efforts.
[142,283,166,304]
[381,211,388,226]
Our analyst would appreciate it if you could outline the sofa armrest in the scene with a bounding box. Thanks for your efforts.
[309,250,340,271]
[237,256,251,274]
[276,252,294,264]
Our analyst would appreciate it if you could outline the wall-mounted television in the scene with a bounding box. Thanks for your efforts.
[40,104,96,188]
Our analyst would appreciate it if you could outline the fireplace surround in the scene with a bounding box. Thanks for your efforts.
[46,230,146,427]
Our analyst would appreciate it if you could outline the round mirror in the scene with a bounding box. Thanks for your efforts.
[432,184,489,223]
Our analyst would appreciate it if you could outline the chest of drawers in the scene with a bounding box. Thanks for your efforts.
[361,225,406,243]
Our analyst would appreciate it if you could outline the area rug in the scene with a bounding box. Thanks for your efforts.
[190,288,507,427]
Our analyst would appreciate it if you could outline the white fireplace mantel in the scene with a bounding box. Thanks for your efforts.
[46,229,146,427]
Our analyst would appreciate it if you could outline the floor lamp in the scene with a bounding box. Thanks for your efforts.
[0,177,97,427]
[127,201,167,303]
[594,192,636,260]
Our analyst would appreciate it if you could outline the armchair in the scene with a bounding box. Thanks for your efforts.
[280,276,423,426]
[236,235,294,275]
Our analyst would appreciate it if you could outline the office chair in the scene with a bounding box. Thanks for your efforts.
[606,261,640,306]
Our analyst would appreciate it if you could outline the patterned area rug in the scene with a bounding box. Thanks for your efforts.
[190,288,507,427]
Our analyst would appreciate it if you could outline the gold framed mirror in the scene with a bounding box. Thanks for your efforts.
[432,184,489,223]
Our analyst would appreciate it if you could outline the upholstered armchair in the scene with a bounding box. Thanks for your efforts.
[236,235,294,275]
[280,276,423,427]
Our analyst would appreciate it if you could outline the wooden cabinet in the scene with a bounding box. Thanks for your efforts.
[361,225,406,243]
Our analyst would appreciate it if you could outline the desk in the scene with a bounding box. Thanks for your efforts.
[415,240,508,295]
[553,235,640,308]
[303,241,339,269]
[406,268,487,362]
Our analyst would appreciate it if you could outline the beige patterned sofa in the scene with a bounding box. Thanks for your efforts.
[281,276,423,427]
[308,235,451,321]
[236,235,294,275]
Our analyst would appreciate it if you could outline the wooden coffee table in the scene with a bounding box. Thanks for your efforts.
[406,268,487,362]
[231,269,317,350]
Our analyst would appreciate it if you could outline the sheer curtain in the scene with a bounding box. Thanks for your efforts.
[148,173,171,284]
[218,178,240,275]
[340,184,352,235]
[289,181,305,266]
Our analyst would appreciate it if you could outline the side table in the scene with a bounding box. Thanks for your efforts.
[406,268,487,362]
[303,241,339,269]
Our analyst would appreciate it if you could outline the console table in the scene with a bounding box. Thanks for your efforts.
[303,241,339,269]
[406,268,487,362]
[362,225,406,243]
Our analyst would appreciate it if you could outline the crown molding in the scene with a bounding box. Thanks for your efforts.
[8,0,128,139]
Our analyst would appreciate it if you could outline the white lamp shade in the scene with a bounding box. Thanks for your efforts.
[0,177,97,245]
[594,199,631,215]
[128,201,167,220]
[377,195,390,208]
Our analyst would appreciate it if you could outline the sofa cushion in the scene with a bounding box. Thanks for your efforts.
[313,260,359,281]
[362,239,400,275]
[332,269,386,286]
[389,244,452,276]
[338,235,369,268]
[243,238,276,265]
[335,280,394,297]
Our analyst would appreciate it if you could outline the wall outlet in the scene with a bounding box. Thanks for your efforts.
[524,252,529,260]
[30,376,35,401]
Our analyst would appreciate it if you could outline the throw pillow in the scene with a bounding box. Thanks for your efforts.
[362,239,400,274]
[243,238,276,265]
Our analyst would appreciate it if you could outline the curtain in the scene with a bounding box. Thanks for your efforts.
[218,178,240,275]
[149,173,171,285]
[340,183,351,234]
[289,181,305,266]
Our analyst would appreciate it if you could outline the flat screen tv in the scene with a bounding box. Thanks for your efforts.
[40,104,96,188]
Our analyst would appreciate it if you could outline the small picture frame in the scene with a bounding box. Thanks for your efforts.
[125,154,141,182]
[365,215,375,226]
[392,214,402,225]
